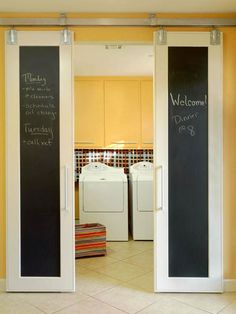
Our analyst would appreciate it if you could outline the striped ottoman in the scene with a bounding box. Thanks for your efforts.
[75,223,106,258]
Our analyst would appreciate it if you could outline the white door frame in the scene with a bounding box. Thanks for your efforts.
[6,31,75,292]
[154,32,223,292]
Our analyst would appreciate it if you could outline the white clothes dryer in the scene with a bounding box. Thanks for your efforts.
[129,161,154,240]
[79,162,128,241]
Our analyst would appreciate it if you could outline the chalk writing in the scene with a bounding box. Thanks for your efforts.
[21,73,47,86]
[24,94,54,100]
[172,112,199,125]
[23,103,55,109]
[170,93,207,107]
[21,68,58,147]
[23,138,53,146]
[36,110,57,120]
[24,123,54,140]
[178,125,196,136]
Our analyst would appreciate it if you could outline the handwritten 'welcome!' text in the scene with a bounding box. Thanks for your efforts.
[170,93,207,107]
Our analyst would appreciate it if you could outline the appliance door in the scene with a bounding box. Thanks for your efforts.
[83,176,125,212]
[137,175,153,212]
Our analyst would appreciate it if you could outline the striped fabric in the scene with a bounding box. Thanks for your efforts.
[75,223,106,258]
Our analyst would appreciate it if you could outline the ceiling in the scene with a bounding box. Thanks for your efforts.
[74,44,153,76]
[0,0,236,13]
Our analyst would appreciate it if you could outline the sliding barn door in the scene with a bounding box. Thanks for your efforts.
[154,32,223,292]
[6,31,75,291]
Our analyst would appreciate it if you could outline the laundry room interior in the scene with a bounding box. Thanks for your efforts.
[74,42,154,269]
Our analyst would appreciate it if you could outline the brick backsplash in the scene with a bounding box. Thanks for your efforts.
[74,149,153,181]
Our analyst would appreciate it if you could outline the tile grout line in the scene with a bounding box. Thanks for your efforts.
[50,295,91,314]
[21,300,48,314]
[77,277,125,298]
[90,294,129,314]
[10,294,48,314]
[75,268,128,297]
[76,256,121,268]
[133,298,213,314]
[18,292,90,314]
[78,259,151,282]
[89,284,124,298]
[120,275,153,288]
[121,259,153,272]
[170,297,220,314]
[83,272,155,297]
[133,300,161,314]
[91,268,152,286]
[76,262,153,293]
[216,298,236,314]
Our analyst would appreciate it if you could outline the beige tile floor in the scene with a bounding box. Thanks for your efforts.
[1,240,236,314]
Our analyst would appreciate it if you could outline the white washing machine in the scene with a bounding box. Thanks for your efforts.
[79,162,128,241]
[129,161,154,240]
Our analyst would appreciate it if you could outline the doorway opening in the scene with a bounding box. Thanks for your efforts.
[73,42,155,291]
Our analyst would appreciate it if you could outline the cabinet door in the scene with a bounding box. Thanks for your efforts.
[105,80,140,148]
[75,79,104,148]
[141,80,153,148]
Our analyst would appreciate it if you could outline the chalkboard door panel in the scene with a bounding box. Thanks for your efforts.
[6,31,75,291]
[168,47,208,278]
[154,32,223,292]
[20,46,60,277]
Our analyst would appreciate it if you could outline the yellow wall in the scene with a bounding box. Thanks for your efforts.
[0,29,5,279]
[1,13,236,279]
[222,27,236,279]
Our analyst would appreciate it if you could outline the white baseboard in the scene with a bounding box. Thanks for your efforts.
[0,279,6,292]
[224,280,236,292]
